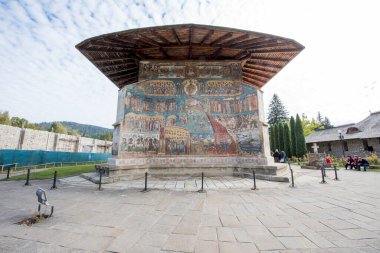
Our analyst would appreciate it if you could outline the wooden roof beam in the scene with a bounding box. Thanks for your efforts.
[210,32,233,46]
[103,66,138,75]
[243,64,278,74]
[242,76,263,88]
[160,47,170,58]
[250,55,290,62]
[233,50,249,60]
[189,28,193,59]
[250,47,303,54]
[151,30,171,44]
[243,68,273,79]
[81,47,132,53]
[114,75,139,84]
[92,57,136,64]
[137,34,161,47]
[112,71,139,82]
[223,34,250,46]
[171,29,182,45]
[209,47,223,59]
[229,36,269,47]
[103,37,137,48]
[243,72,268,83]
[200,30,214,44]
[98,61,138,69]
[243,72,268,86]
[88,40,133,50]
[108,70,139,79]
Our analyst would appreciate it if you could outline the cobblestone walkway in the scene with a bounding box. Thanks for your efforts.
[1,166,379,252]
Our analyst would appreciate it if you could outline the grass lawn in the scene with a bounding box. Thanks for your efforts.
[6,164,103,180]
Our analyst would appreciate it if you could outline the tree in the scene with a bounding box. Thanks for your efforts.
[269,125,275,152]
[98,132,113,141]
[301,114,322,136]
[69,129,81,136]
[273,124,279,151]
[284,123,292,157]
[51,122,67,134]
[290,116,296,157]
[295,114,307,157]
[316,111,323,124]
[11,117,28,128]
[278,123,285,151]
[267,94,289,125]
[0,111,11,125]
[322,116,333,129]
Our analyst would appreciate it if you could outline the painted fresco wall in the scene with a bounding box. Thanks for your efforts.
[116,61,263,161]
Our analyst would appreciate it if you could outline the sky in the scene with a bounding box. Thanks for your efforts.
[0,0,379,128]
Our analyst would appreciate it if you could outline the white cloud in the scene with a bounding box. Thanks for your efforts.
[0,0,379,128]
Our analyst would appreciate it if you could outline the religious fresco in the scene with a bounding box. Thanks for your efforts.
[119,61,261,157]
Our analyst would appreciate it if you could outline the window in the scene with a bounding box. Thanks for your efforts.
[363,140,369,151]
[343,141,348,151]
[328,142,332,151]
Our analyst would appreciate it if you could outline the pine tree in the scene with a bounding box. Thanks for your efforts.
[295,114,307,157]
[290,116,296,157]
[317,111,323,124]
[273,124,279,151]
[322,116,333,129]
[278,123,285,151]
[284,123,292,157]
[267,94,289,125]
[269,125,275,152]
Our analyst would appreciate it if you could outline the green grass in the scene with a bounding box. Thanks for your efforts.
[6,164,103,180]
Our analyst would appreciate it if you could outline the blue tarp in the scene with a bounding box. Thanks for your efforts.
[0,150,111,167]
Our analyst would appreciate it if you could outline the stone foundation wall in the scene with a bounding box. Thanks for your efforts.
[0,124,112,153]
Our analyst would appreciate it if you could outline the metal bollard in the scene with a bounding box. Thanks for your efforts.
[51,171,58,189]
[320,167,326,184]
[144,172,148,191]
[6,168,10,180]
[198,172,205,193]
[333,165,339,180]
[288,162,295,188]
[98,169,103,190]
[251,170,257,190]
[24,169,31,186]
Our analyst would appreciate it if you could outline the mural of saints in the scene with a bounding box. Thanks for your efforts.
[121,78,260,156]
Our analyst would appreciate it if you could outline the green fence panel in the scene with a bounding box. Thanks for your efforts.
[0,150,111,167]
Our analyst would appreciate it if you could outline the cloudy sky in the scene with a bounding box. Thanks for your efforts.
[0,0,379,128]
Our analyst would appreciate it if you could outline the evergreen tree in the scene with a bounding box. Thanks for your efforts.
[267,94,289,125]
[278,123,285,151]
[269,125,274,152]
[322,116,333,129]
[290,116,296,157]
[316,111,323,124]
[295,114,307,157]
[273,124,279,151]
[284,123,292,157]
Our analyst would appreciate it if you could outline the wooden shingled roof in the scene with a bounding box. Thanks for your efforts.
[76,24,304,89]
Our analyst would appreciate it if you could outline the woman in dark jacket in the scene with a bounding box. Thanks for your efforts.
[345,156,353,169]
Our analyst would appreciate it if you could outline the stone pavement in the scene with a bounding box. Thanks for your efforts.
[0,166,380,253]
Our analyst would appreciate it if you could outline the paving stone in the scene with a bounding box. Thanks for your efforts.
[156,215,182,226]
[198,227,217,241]
[337,228,379,240]
[201,214,222,226]
[194,240,218,253]
[136,232,168,247]
[217,227,236,242]
[219,242,259,253]
[279,236,318,249]
[173,221,199,235]
[162,234,196,252]
[320,219,358,230]
[219,215,241,227]
[106,230,144,252]
[232,228,252,242]
[270,228,302,237]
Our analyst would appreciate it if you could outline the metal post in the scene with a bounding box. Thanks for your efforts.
[24,169,31,186]
[201,172,204,192]
[251,170,257,190]
[51,171,57,189]
[320,166,326,184]
[6,168,10,180]
[333,165,339,180]
[144,172,148,191]
[99,170,103,190]
[288,162,294,188]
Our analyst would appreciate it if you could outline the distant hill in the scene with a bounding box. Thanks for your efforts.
[38,121,112,139]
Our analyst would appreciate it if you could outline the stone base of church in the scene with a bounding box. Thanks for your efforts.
[107,156,287,182]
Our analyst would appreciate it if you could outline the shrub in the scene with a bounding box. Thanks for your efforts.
[366,153,379,165]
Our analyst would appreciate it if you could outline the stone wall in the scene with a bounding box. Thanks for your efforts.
[0,124,112,153]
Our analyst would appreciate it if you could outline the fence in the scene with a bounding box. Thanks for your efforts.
[0,149,111,168]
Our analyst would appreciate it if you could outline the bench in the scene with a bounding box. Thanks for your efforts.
[36,188,54,217]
